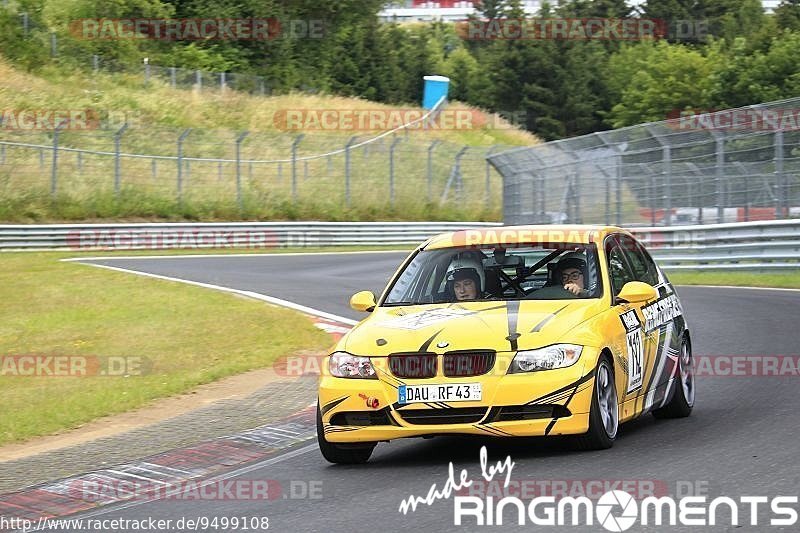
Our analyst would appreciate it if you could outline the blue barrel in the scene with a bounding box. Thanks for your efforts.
[422,75,450,110]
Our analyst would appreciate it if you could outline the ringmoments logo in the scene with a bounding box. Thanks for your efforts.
[397,446,799,530]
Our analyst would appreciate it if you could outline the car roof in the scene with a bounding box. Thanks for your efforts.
[423,224,629,250]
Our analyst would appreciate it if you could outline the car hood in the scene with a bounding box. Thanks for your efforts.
[340,299,606,355]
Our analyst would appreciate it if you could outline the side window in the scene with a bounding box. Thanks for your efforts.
[619,235,658,286]
[606,239,635,296]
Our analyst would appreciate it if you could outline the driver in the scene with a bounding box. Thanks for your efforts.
[555,252,590,297]
[446,255,485,301]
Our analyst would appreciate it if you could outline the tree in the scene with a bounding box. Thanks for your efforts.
[606,41,714,127]
[774,0,800,31]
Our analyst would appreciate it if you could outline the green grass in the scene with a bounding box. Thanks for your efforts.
[0,58,536,223]
[670,270,800,289]
[0,251,332,445]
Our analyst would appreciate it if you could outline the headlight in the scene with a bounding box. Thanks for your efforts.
[329,352,377,379]
[508,344,583,373]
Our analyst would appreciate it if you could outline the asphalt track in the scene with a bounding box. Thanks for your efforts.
[54,252,800,532]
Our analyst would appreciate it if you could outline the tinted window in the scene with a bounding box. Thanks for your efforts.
[382,243,603,304]
[619,235,659,286]
[606,239,635,296]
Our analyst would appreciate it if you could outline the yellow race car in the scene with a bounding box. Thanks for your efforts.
[317,225,694,463]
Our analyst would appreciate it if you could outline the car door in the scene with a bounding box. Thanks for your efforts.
[619,234,687,409]
[604,234,652,417]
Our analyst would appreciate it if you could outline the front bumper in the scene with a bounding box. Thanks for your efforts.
[319,352,597,443]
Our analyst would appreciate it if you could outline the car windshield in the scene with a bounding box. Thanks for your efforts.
[383,243,602,305]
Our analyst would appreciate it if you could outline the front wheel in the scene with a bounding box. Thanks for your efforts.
[652,338,694,419]
[316,403,375,464]
[573,356,618,450]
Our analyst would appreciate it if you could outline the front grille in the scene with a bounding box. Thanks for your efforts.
[489,404,571,422]
[330,409,395,426]
[397,407,487,425]
[443,351,496,377]
[389,352,437,379]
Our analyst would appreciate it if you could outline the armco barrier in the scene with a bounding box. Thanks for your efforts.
[0,220,798,270]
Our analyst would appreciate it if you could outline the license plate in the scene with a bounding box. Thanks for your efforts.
[398,383,482,405]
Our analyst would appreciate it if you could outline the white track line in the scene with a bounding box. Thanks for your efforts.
[70,261,359,326]
[60,249,410,262]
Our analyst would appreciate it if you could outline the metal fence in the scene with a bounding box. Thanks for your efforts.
[0,120,509,214]
[490,98,800,226]
[2,219,798,271]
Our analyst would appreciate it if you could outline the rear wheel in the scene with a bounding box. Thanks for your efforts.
[573,356,618,450]
[653,338,694,419]
[316,403,375,464]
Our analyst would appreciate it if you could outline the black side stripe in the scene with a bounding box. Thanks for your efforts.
[321,396,349,415]
[505,300,521,351]
[526,369,595,406]
[544,374,584,436]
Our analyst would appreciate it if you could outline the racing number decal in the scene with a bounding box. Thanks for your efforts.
[620,310,643,394]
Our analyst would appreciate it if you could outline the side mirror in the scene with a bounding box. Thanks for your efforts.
[350,291,377,312]
[616,281,657,304]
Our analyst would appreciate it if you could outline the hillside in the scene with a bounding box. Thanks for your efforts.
[0,60,538,222]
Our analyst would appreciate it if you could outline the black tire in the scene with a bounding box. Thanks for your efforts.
[652,337,694,419]
[573,355,618,451]
[316,403,375,464]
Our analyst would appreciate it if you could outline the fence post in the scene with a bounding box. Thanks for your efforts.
[51,120,68,197]
[389,137,402,207]
[291,134,304,202]
[235,131,249,209]
[92,55,99,73]
[76,151,82,173]
[440,146,469,204]
[220,72,226,92]
[195,70,202,91]
[0,144,5,165]
[152,159,157,179]
[344,136,358,207]
[715,137,725,223]
[176,129,192,202]
[663,145,672,226]
[144,58,150,85]
[615,158,622,226]
[485,145,498,207]
[427,140,441,203]
[21,12,28,35]
[170,67,176,88]
[775,129,785,219]
[50,32,57,57]
[114,123,129,196]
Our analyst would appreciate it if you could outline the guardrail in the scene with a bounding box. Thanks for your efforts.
[1,220,798,270]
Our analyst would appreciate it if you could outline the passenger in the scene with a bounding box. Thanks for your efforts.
[555,252,590,297]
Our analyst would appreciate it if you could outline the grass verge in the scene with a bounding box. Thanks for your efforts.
[0,251,331,446]
[669,270,800,289]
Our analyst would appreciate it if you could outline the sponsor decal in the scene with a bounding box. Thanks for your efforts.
[619,310,643,394]
[641,294,682,333]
